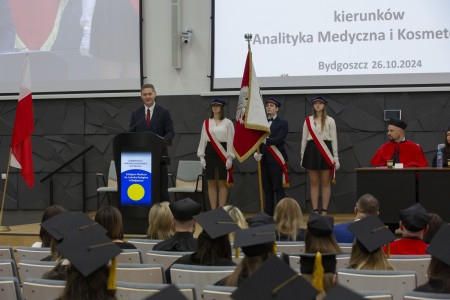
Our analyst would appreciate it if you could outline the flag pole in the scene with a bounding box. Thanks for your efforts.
[245,33,265,212]
[0,149,13,232]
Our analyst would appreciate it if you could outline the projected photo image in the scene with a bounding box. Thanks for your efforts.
[213,0,450,90]
[0,0,141,94]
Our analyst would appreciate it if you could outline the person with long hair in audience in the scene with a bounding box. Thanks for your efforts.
[274,197,305,241]
[33,205,65,248]
[146,202,175,240]
[165,208,238,283]
[415,224,450,294]
[95,206,136,249]
[223,204,248,242]
[432,127,450,167]
[423,213,444,244]
[197,98,235,209]
[216,214,276,287]
[348,215,395,270]
[300,252,337,299]
[305,213,341,254]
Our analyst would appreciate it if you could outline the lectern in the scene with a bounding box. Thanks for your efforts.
[113,132,165,234]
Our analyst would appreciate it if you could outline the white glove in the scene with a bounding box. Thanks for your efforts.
[334,159,340,171]
[253,153,263,162]
[226,158,233,170]
[200,157,206,169]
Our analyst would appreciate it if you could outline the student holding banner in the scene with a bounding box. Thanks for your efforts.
[197,98,235,209]
[300,96,339,215]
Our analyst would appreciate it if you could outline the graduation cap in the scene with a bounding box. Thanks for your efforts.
[426,223,450,266]
[348,215,395,253]
[245,212,275,228]
[169,198,202,221]
[193,207,240,239]
[388,118,407,130]
[399,203,431,232]
[324,285,364,300]
[57,225,122,277]
[233,224,276,257]
[41,211,105,242]
[231,255,318,300]
[307,213,334,236]
[143,285,188,300]
[300,253,337,274]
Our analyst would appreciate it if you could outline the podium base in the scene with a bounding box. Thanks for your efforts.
[0,226,11,232]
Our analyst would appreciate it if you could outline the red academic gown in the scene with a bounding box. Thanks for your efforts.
[383,238,428,255]
[370,140,428,167]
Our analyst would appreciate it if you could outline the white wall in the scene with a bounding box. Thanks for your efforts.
[143,0,212,96]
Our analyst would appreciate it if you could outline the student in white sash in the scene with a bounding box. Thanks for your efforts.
[300,96,339,215]
[197,98,235,209]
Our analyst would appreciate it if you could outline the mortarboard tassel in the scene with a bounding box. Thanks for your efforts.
[312,252,324,292]
[273,241,277,255]
[386,243,391,259]
[107,256,117,291]
[235,247,240,259]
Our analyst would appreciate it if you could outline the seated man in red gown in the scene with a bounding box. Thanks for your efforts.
[370,118,428,167]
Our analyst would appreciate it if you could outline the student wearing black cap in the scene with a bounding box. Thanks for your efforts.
[370,118,428,167]
[305,213,341,254]
[431,126,450,167]
[197,97,235,209]
[348,215,395,270]
[253,97,289,216]
[56,224,122,300]
[231,255,318,300]
[415,224,450,294]
[165,208,238,282]
[301,96,339,215]
[153,198,202,252]
[383,203,431,255]
[216,223,277,286]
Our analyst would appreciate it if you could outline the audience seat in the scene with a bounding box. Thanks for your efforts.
[387,255,431,286]
[16,247,51,262]
[0,246,15,261]
[144,250,193,269]
[116,263,165,284]
[338,243,353,254]
[128,239,162,254]
[116,282,196,300]
[276,241,305,254]
[22,278,65,300]
[18,260,57,282]
[403,291,450,300]
[0,259,19,279]
[203,284,236,300]
[0,277,23,300]
[358,290,393,300]
[117,249,143,264]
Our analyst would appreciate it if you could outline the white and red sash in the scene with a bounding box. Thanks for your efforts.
[305,116,336,183]
[205,119,233,186]
[266,145,289,188]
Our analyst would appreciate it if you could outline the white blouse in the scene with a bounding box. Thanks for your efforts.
[300,116,339,161]
[197,118,235,159]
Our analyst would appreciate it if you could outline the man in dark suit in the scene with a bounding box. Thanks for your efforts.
[129,83,175,202]
[254,98,289,216]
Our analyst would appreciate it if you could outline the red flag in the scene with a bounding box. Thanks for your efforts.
[233,48,270,162]
[10,55,35,188]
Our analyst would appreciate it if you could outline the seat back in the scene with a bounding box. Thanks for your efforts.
[403,291,450,300]
[358,290,393,300]
[145,250,193,270]
[0,277,23,300]
[387,255,431,286]
[174,160,203,191]
[116,282,196,300]
[170,264,236,300]
[108,160,117,186]
[0,246,15,260]
[203,284,236,300]
[337,269,417,300]
[128,239,162,256]
[276,241,305,254]
[117,249,143,264]
[22,278,65,300]
[18,260,57,282]
[16,247,51,262]
[338,243,353,254]
[116,263,165,284]
[0,259,19,278]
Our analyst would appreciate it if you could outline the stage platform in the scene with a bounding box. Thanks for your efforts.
[0,213,354,248]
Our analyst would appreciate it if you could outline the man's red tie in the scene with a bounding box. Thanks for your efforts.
[146,108,150,128]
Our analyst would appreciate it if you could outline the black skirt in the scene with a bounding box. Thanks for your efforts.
[302,140,333,170]
[205,142,227,180]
